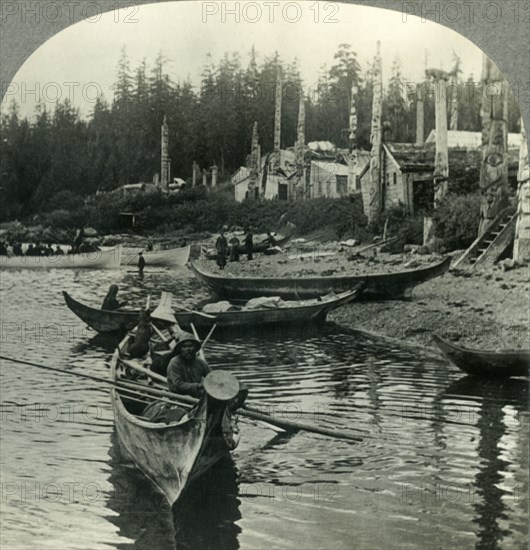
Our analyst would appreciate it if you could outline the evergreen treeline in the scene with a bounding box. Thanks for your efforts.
[0,45,521,222]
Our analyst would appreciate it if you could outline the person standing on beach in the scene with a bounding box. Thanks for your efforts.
[244,228,254,261]
[229,235,240,262]
[138,251,146,275]
[215,229,228,269]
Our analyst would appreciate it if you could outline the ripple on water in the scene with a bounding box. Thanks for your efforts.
[0,267,527,549]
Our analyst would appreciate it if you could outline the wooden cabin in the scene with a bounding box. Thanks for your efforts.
[359,142,520,215]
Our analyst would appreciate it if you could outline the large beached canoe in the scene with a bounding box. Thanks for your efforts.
[0,247,122,269]
[110,332,240,505]
[433,335,530,378]
[122,245,190,267]
[63,289,361,333]
[189,257,451,300]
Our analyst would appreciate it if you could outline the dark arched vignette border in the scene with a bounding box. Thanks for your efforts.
[1,0,528,135]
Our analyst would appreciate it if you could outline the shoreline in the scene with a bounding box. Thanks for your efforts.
[195,243,529,352]
[330,266,529,351]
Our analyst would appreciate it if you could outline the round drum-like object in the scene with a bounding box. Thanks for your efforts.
[203,371,240,401]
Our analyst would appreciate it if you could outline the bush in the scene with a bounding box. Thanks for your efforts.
[373,204,424,251]
[433,192,480,250]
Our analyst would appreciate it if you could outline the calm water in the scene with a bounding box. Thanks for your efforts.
[0,267,528,550]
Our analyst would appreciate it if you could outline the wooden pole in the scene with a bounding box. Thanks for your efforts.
[424,68,450,246]
[514,120,530,263]
[273,66,282,173]
[366,41,383,224]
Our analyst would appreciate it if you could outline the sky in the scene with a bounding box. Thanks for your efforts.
[3,1,484,119]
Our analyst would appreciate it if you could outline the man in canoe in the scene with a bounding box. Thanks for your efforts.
[101,284,128,311]
[167,333,210,398]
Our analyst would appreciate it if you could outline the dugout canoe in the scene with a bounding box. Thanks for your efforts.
[122,245,191,267]
[189,257,451,300]
[0,247,122,269]
[433,335,530,378]
[63,288,361,333]
[110,332,241,506]
[205,235,291,260]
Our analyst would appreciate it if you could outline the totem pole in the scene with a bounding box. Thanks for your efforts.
[416,83,425,145]
[449,54,461,131]
[514,121,530,263]
[366,41,383,224]
[478,55,509,237]
[160,115,171,191]
[294,93,306,198]
[211,164,218,188]
[192,161,199,187]
[423,69,449,245]
[349,81,358,190]
[248,121,260,199]
[272,66,282,173]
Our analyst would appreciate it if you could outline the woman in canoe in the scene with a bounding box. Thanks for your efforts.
[101,284,128,311]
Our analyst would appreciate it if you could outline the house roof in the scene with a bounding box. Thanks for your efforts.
[308,141,335,153]
[425,130,522,149]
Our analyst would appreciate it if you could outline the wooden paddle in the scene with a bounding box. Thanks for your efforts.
[0,354,363,442]
[120,357,361,442]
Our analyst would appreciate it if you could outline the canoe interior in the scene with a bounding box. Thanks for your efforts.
[63,288,361,334]
[110,329,236,505]
[433,335,530,378]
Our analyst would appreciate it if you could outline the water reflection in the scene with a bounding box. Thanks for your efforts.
[106,432,241,550]
[442,377,528,549]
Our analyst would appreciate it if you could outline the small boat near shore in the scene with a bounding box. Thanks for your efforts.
[62,289,362,333]
[189,257,451,300]
[110,328,241,505]
[0,247,122,269]
[433,335,530,378]
[122,245,190,267]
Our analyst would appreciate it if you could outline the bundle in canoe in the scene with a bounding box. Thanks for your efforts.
[121,245,190,267]
[204,234,291,261]
[189,257,451,301]
[433,335,530,378]
[0,247,122,270]
[62,288,362,334]
[110,327,243,506]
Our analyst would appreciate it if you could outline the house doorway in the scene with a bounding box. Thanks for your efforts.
[278,183,288,200]
[413,179,434,213]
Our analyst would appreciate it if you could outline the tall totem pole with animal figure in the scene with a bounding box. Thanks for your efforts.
[366,41,382,224]
[248,121,260,199]
[349,80,358,192]
[514,121,530,263]
[272,66,282,174]
[478,55,509,237]
[294,93,306,198]
[161,115,171,191]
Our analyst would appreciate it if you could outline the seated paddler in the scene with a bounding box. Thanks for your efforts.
[101,284,127,311]
[167,332,211,398]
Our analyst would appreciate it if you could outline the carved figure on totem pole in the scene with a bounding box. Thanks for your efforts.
[478,119,509,235]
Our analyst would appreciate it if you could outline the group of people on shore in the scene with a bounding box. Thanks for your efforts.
[214,227,277,270]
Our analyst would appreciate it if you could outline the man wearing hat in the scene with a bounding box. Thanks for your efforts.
[167,333,211,398]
